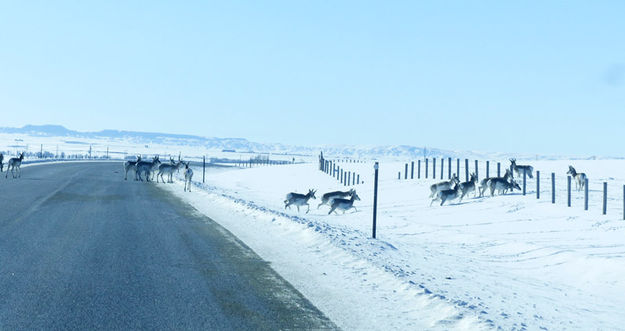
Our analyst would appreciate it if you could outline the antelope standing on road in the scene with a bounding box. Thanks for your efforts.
[136,156,161,182]
[158,157,183,183]
[123,156,141,180]
[284,189,316,213]
[567,166,587,191]
[183,162,193,192]
[317,189,355,209]
[5,152,24,179]
[328,192,361,215]
[510,158,534,179]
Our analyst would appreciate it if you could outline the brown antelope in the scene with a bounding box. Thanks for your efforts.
[5,152,24,179]
[284,189,317,213]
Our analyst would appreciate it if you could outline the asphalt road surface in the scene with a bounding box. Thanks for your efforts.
[0,162,336,330]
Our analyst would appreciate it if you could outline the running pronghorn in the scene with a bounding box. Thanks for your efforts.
[458,173,478,201]
[317,189,355,209]
[183,162,193,192]
[328,192,361,215]
[5,152,24,179]
[478,169,512,197]
[157,157,183,183]
[487,176,521,196]
[509,159,534,179]
[567,165,587,191]
[123,155,142,180]
[135,156,161,182]
[284,189,317,213]
[430,183,460,206]
[429,174,459,198]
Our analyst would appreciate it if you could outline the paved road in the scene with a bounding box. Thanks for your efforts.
[0,162,335,330]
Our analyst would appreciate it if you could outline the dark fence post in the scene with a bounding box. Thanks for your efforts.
[405,163,408,180]
[456,158,460,180]
[567,176,571,207]
[497,162,501,177]
[475,160,479,181]
[341,168,344,183]
[465,159,469,182]
[448,157,451,179]
[584,178,589,211]
[551,173,555,204]
[372,162,379,239]
[440,158,444,179]
[202,156,206,183]
[411,161,414,179]
[433,158,436,179]
[536,171,540,199]
[523,170,526,195]
[425,158,429,179]
[357,174,360,185]
[348,171,351,186]
[486,161,490,178]
[603,182,607,215]
[418,160,421,179]
[398,172,401,180]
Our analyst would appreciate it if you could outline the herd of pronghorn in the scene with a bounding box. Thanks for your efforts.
[1,152,588,211]
[123,155,194,192]
[430,159,587,206]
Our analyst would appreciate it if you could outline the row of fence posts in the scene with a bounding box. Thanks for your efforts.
[199,155,290,184]
[400,157,624,220]
[319,153,361,187]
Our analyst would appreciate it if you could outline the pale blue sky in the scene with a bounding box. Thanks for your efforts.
[0,1,623,155]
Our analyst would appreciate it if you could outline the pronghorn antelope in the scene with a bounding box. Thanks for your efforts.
[284,189,317,213]
[183,162,193,192]
[123,156,142,180]
[487,177,521,196]
[510,159,534,179]
[0,153,4,172]
[429,174,459,198]
[5,152,25,179]
[567,165,587,191]
[328,192,361,215]
[317,189,355,209]
[157,157,183,183]
[458,173,478,202]
[478,169,512,197]
[430,183,460,206]
[135,156,161,182]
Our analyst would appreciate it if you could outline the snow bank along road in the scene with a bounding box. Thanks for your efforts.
[0,162,335,329]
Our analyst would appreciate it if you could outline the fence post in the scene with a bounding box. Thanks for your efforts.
[486,161,490,178]
[448,157,451,179]
[603,182,607,215]
[497,162,501,177]
[341,168,344,183]
[465,159,469,182]
[372,162,379,239]
[202,156,206,183]
[398,172,401,180]
[536,171,540,199]
[584,178,589,211]
[523,170,526,195]
[411,161,414,179]
[348,171,351,186]
[357,174,360,185]
[405,163,408,180]
[567,176,571,207]
[433,158,436,179]
[456,158,460,180]
[440,158,444,180]
[418,160,421,179]
[551,173,555,204]
[475,160,479,181]
[425,158,429,179]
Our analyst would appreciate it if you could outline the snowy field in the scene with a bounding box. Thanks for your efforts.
[162,159,625,330]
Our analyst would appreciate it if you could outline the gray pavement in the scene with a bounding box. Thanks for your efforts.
[0,162,336,330]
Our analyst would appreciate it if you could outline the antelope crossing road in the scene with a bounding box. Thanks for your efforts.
[0,162,335,330]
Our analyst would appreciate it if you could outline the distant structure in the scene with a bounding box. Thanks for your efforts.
[222,149,236,153]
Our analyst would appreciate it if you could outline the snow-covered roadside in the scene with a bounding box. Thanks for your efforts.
[162,174,485,330]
